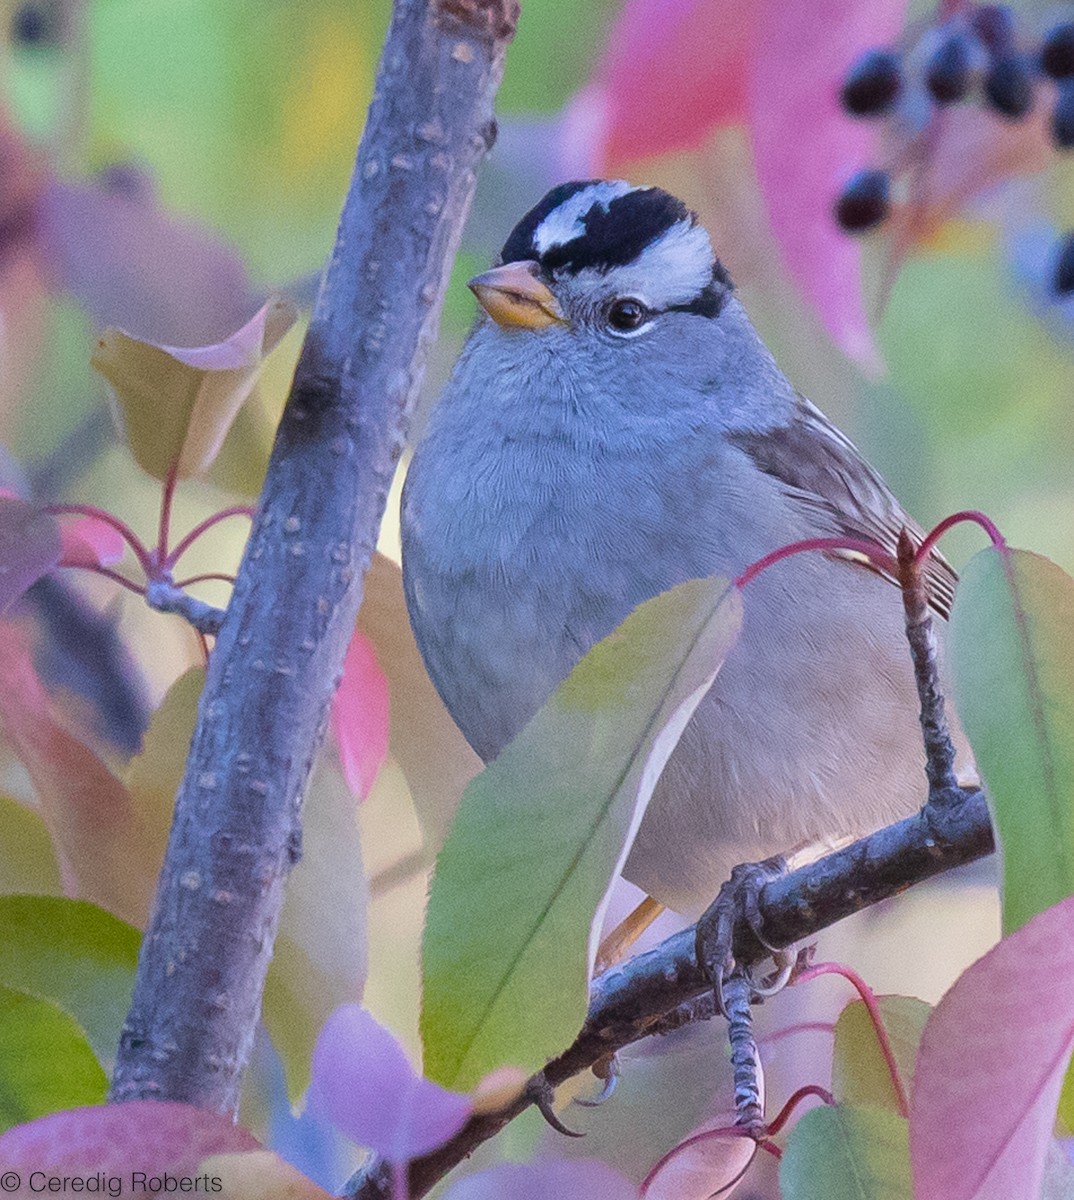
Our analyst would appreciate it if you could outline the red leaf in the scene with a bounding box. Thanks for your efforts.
[910,895,1074,1199]
[331,628,390,800]
[575,0,758,170]
[746,0,909,365]
[310,1004,472,1161]
[57,516,127,569]
[0,497,61,612]
[0,1102,258,1180]
[642,1117,756,1198]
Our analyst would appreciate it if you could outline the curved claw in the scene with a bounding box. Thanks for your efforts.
[748,950,795,998]
[528,1078,586,1138]
[711,955,730,1021]
[574,1056,620,1107]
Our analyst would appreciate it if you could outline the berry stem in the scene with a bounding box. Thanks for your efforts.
[164,506,255,570]
[735,536,897,591]
[915,509,1006,566]
[795,961,909,1118]
[45,503,154,575]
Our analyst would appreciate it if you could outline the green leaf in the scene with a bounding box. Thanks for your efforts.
[0,794,62,896]
[92,297,296,482]
[0,983,107,1131]
[421,577,742,1089]
[832,996,930,1114]
[88,1,387,280]
[0,896,139,1071]
[950,547,1074,934]
[780,1105,911,1199]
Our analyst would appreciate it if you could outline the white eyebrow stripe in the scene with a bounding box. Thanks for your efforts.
[532,181,641,254]
[572,219,715,309]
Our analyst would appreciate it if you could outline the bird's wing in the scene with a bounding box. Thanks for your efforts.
[727,395,956,618]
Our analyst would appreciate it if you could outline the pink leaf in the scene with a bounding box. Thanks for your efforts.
[572,0,759,171]
[331,628,390,800]
[37,178,254,348]
[642,1118,756,1198]
[0,1102,258,1182]
[158,300,293,372]
[442,1159,639,1200]
[0,497,61,612]
[310,1005,472,1161]
[910,894,1074,1200]
[58,516,127,569]
[747,0,908,366]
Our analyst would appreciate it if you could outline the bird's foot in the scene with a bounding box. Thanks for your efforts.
[696,855,790,1018]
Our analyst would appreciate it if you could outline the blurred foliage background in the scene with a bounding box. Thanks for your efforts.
[2,0,1073,1191]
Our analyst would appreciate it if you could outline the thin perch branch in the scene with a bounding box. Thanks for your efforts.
[897,528,960,803]
[110,0,518,1111]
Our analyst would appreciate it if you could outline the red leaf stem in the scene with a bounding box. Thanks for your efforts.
[795,961,910,1117]
[163,506,255,570]
[765,1083,836,1135]
[156,461,180,563]
[58,563,147,596]
[172,572,238,590]
[735,536,897,591]
[915,510,1006,567]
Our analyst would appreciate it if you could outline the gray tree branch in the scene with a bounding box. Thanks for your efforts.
[109,0,519,1111]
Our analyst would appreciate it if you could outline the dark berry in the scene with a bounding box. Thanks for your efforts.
[926,33,974,103]
[970,5,1015,55]
[835,169,891,233]
[1054,231,1074,295]
[1042,22,1074,79]
[1053,80,1074,148]
[840,49,902,116]
[984,54,1034,119]
[10,0,61,47]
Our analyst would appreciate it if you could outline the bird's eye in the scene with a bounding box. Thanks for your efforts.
[606,298,649,333]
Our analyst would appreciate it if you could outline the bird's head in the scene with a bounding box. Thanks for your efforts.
[469,180,734,341]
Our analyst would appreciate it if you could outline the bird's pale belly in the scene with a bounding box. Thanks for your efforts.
[404,519,932,917]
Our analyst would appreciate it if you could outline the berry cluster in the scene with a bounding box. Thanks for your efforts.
[836,4,1074,294]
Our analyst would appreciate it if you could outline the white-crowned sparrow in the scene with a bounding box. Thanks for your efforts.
[401,180,967,918]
